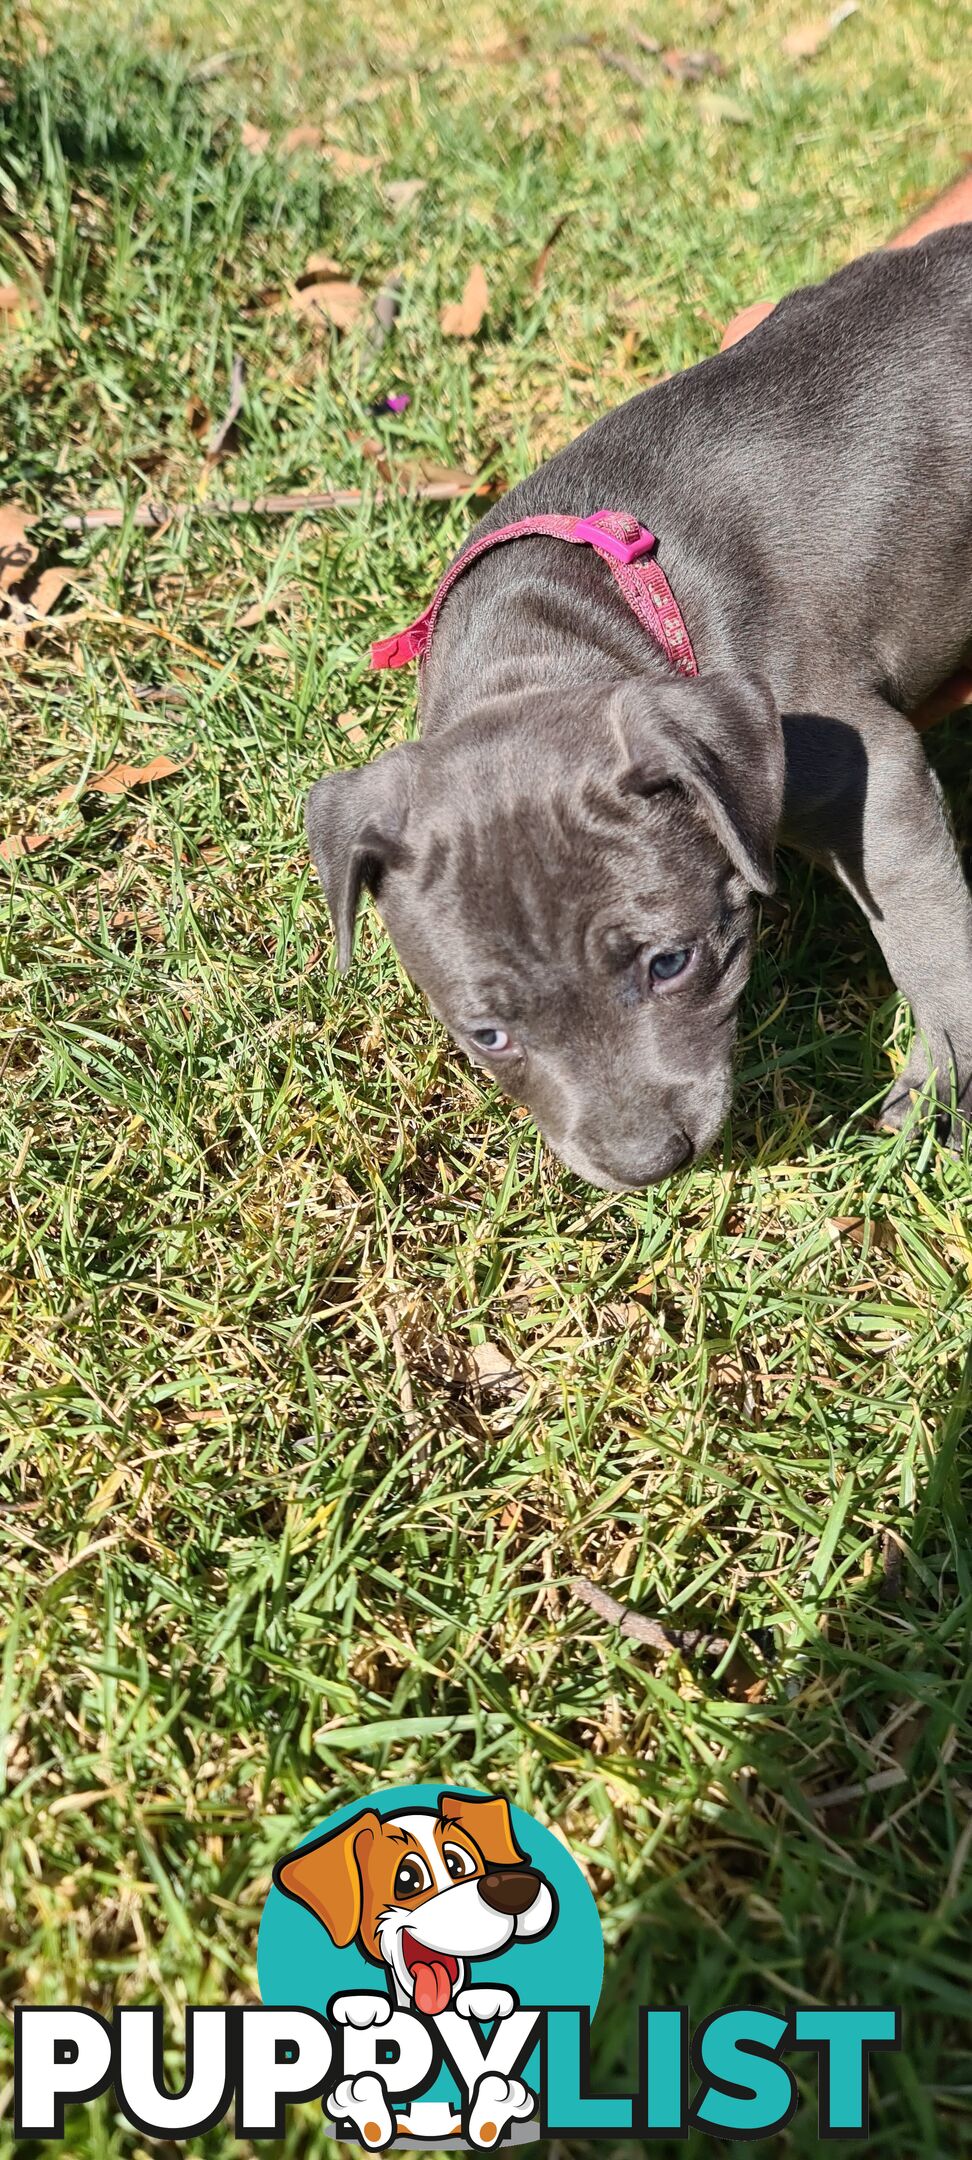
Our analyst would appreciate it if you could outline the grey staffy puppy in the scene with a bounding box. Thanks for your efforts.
[306,229,972,1189]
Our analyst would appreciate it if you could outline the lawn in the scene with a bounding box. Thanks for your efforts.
[0,0,970,2152]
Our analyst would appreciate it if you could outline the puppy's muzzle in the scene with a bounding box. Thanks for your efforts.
[478,1868,542,1916]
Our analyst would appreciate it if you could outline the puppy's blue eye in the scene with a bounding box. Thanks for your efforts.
[471,1027,511,1053]
[648,946,694,985]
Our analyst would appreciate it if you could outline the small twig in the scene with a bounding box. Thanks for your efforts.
[571,1575,731,1658]
[206,353,245,461]
[56,477,490,532]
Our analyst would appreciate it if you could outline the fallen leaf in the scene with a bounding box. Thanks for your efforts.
[281,121,322,154]
[827,1214,896,1253]
[298,250,344,284]
[0,830,51,863]
[0,505,37,593]
[440,262,489,337]
[0,281,23,319]
[374,456,492,497]
[237,585,301,628]
[632,30,661,52]
[385,177,425,212]
[326,145,381,179]
[371,275,402,345]
[528,211,571,293]
[483,34,530,60]
[601,1300,645,1332]
[54,754,185,807]
[185,393,210,438]
[661,47,726,79]
[23,565,72,617]
[291,279,366,331]
[696,91,750,123]
[472,1340,516,1384]
[206,353,245,461]
[335,709,368,745]
[240,121,271,153]
[782,1,857,56]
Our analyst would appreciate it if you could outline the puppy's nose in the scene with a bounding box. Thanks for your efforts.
[478,1868,541,1916]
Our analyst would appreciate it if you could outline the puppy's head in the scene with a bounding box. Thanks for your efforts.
[274,1793,555,2015]
[306,671,784,1190]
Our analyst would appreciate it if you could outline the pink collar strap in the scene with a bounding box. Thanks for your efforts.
[369,509,698,679]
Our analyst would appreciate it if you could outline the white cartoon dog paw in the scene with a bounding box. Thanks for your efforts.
[329,1992,393,2028]
[328,2073,395,2148]
[454,1985,516,2023]
[468,2073,536,2148]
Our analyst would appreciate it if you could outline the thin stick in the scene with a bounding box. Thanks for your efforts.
[571,1574,732,1659]
[56,476,490,533]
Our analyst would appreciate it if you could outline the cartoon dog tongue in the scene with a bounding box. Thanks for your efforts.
[413,1956,454,2017]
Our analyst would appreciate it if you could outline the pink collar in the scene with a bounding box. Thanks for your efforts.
[369,509,698,678]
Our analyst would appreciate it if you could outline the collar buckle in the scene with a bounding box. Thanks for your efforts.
[572,510,657,564]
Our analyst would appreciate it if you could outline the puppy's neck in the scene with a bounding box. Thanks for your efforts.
[419,549,674,738]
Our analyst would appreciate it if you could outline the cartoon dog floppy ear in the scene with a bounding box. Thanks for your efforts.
[437,1792,529,1870]
[273,1809,382,1950]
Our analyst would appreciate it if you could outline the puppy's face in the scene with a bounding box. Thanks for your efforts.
[275,1792,555,2016]
[307,674,784,1190]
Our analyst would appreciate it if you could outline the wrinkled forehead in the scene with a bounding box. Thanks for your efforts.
[397,771,725,981]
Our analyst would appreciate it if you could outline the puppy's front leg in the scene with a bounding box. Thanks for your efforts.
[781,702,972,1145]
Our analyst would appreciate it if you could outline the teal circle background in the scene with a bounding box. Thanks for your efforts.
[257,1782,603,2027]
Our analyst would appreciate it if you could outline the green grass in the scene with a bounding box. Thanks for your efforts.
[0,0,970,2152]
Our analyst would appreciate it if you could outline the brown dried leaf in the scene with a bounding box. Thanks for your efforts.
[601,1300,645,1332]
[237,585,301,628]
[827,1215,896,1253]
[661,47,726,79]
[298,250,345,285]
[54,754,185,807]
[0,830,51,863]
[280,121,322,154]
[371,276,402,345]
[440,262,489,338]
[472,1340,516,1384]
[382,458,491,496]
[0,505,38,593]
[0,281,24,322]
[326,145,381,179]
[23,566,72,617]
[335,708,368,746]
[782,4,856,57]
[291,279,366,331]
[385,178,425,212]
[240,121,270,153]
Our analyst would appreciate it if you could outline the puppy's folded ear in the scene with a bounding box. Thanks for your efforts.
[305,743,421,970]
[439,1792,527,1869]
[611,671,785,895]
[273,1809,381,1947]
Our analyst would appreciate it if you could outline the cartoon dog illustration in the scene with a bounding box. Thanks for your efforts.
[274,1791,556,2147]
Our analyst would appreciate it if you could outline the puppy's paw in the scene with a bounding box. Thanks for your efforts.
[454,1985,516,2023]
[330,1992,393,2028]
[468,2072,535,2148]
[328,2073,394,2147]
[880,1067,971,1155]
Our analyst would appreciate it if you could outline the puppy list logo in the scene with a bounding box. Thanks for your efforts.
[14,1780,901,2147]
[258,1783,598,2149]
